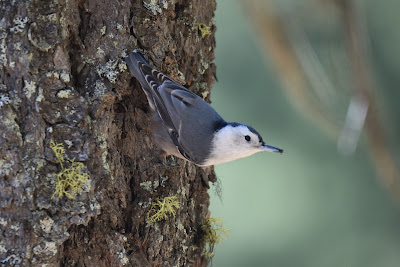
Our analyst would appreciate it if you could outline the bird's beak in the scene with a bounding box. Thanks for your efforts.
[262,143,284,153]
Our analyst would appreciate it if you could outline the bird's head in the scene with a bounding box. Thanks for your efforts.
[203,123,283,166]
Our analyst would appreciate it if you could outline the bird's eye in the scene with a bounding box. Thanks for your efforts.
[245,135,251,142]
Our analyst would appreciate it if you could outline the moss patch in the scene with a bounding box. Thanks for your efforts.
[50,141,89,199]
[147,195,181,223]
[201,217,230,258]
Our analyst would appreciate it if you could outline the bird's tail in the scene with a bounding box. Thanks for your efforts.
[124,50,152,89]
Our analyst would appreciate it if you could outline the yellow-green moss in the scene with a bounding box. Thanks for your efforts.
[196,23,212,39]
[147,195,181,223]
[201,217,230,258]
[50,141,89,199]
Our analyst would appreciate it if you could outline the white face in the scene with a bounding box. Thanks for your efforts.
[203,124,268,166]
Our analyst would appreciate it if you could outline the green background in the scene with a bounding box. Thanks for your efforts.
[209,1,400,266]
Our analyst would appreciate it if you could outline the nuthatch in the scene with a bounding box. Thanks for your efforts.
[125,50,283,166]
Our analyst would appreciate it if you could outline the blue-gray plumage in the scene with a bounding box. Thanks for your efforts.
[125,50,283,166]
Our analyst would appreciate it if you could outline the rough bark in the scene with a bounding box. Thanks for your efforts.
[0,0,217,266]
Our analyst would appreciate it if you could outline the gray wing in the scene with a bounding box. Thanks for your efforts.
[125,51,225,164]
[156,81,225,164]
[152,82,196,161]
[137,64,197,161]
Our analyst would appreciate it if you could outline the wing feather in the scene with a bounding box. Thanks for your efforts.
[125,51,225,164]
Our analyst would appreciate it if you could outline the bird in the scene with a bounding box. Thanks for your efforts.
[124,50,283,166]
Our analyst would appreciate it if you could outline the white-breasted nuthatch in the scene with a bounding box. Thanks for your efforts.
[125,50,283,166]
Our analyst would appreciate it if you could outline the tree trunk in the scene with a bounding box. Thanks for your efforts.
[0,0,217,266]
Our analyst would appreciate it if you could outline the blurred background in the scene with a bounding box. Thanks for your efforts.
[209,0,400,266]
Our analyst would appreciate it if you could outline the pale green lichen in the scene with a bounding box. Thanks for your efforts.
[10,224,20,231]
[1,109,22,145]
[156,235,163,243]
[143,0,162,15]
[201,90,209,99]
[200,60,209,74]
[64,139,73,148]
[0,254,21,265]
[176,221,185,231]
[10,16,29,33]
[32,241,57,257]
[96,47,105,57]
[0,30,8,66]
[177,70,186,84]
[117,249,129,265]
[35,84,44,107]
[138,201,150,209]
[176,220,188,238]
[177,187,186,197]
[140,181,153,192]
[201,217,230,258]
[161,0,168,9]
[197,50,210,75]
[37,13,57,22]
[101,149,111,175]
[45,71,60,79]
[0,244,7,253]
[96,59,119,83]
[0,94,11,108]
[56,89,73,99]
[23,80,36,99]
[160,176,168,187]
[94,80,107,98]
[181,244,188,253]
[0,217,7,227]
[60,72,70,83]
[140,179,164,193]
[147,195,181,223]
[96,135,111,179]
[118,62,127,72]
[40,217,54,233]
[50,141,89,199]
[90,199,101,211]
[100,26,106,36]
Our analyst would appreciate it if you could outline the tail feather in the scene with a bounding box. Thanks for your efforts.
[124,50,152,90]
[125,50,177,111]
